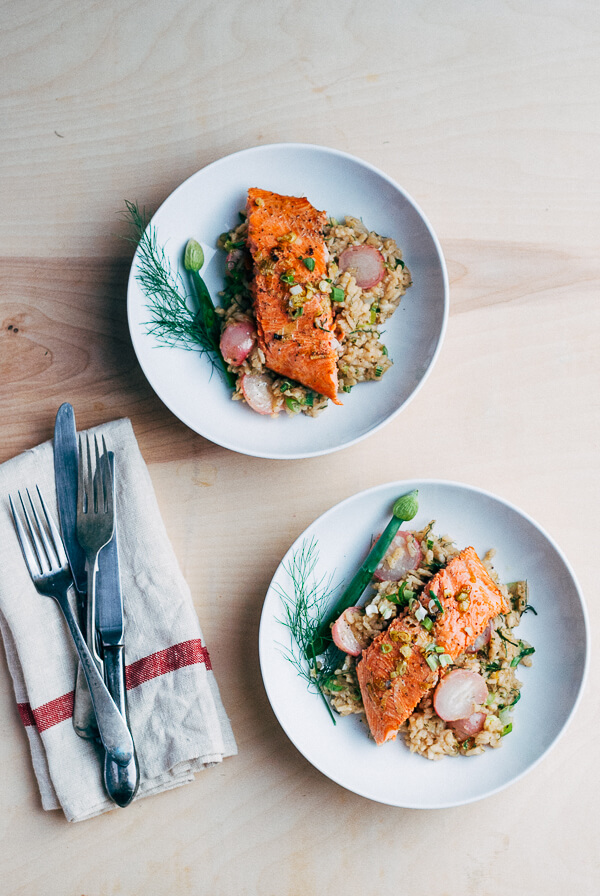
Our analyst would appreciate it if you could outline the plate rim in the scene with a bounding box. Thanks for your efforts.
[126,142,450,459]
[258,477,590,808]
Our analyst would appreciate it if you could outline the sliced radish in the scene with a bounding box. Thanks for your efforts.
[226,248,244,271]
[374,530,422,582]
[449,711,487,741]
[466,622,493,654]
[433,669,488,722]
[240,373,274,415]
[331,608,368,656]
[338,245,385,289]
[220,320,256,366]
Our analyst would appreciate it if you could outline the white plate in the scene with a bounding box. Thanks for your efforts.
[258,480,589,808]
[127,144,448,459]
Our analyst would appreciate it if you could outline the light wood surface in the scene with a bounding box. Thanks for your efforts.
[1,1,599,894]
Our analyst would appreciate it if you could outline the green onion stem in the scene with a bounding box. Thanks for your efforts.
[184,240,236,388]
[305,490,419,657]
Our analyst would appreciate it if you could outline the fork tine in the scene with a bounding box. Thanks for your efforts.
[101,436,113,517]
[9,494,41,577]
[93,434,103,512]
[86,433,94,512]
[26,488,61,573]
[23,489,54,574]
[37,485,68,568]
[77,434,85,515]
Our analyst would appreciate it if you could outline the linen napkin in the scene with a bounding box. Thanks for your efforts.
[0,417,236,822]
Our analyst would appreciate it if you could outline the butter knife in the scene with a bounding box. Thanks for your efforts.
[97,452,139,806]
[53,403,99,739]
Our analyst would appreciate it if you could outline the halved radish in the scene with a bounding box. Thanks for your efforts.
[374,530,422,582]
[466,622,493,654]
[226,248,243,271]
[331,607,368,656]
[338,245,385,289]
[449,711,487,741]
[433,669,488,722]
[220,320,256,366]
[240,373,274,415]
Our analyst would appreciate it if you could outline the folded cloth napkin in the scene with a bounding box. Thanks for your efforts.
[0,417,236,822]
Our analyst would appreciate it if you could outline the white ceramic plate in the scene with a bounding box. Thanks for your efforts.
[127,144,448,459]
[258,480,589,808]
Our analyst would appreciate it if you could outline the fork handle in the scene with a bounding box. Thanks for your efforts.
[103,645,140,806]
[54,591,133,766]
[72,556,104,739]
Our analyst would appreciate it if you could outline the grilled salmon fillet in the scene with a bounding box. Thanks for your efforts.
[245,188,341,403]
[357,546,509,745]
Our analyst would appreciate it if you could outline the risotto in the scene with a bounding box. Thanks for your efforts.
[217,211,412,416]
[323,524,534,759]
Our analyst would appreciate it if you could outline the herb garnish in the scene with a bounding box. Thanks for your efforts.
[123,200,234,386]
[275,537,343,723]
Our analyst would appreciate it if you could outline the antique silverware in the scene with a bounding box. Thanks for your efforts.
[9,487,133,766]
[53,403,98,739]
[97,452,139,806]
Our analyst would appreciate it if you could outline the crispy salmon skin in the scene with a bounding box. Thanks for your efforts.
[356,546,510,745]
[245,188,341,403]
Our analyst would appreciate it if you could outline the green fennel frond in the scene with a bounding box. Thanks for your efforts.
[122,200,224,366]
[275,537,343,723]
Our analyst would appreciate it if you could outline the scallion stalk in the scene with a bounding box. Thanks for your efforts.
[305,490,419,657]
[184,239,236,388]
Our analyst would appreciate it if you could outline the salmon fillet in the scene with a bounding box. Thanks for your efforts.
[357,546,509,745]
[429,546,510,658]
[356,617,439,746]
[245,188,341,403]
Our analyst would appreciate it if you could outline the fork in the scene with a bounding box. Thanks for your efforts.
[77,434,114,676]
[10,487,133,766]
[72,434,115,737]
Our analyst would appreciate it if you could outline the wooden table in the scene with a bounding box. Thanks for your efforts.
[1,2,598,893]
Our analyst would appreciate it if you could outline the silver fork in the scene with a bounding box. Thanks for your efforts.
[72,434,115,737]
[77,434,114,674]
[10,487,133,766]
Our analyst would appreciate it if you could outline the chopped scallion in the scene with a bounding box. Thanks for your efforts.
[428,591,444,614]
[426,654,439,672]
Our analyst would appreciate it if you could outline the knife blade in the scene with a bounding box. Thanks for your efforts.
[53,403,87,616]
[96,454,124,648]
[97,452,140,806]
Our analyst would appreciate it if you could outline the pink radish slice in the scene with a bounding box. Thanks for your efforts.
[331,608,368,656]
[240,373,274,415]
[338,245,385,289]
[466,622,493,654]
[226,248,243,271]
[433,669,488,722]
[220,320,256,366]
[374,530,422,582]
[449,711,487,741]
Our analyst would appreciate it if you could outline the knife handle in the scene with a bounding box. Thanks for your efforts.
[103,645,139,807]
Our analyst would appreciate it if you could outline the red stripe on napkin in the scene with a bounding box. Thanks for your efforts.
[18,692,75,733]
[125,639,212,689]
[17,638,212,731]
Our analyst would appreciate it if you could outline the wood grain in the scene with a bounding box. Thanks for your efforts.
[0,1,599,894]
